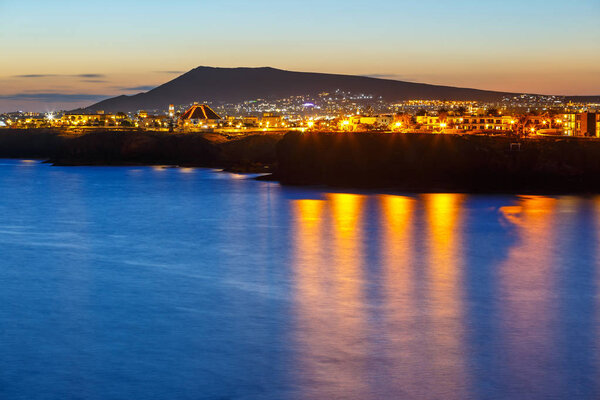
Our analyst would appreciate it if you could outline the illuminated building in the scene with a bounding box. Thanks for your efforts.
[137,114,171,129]
[574,112,598,137]
[60,112,129,127]
[61,113,107,125]
[347,115,394,131]
[456,116,515,132]
[412,115,514,133]
[13,117,47,128]
[261,112,284,128]
[561,113,576,136]
[415,115,440,128]
[179,103,222,130]
[242,116,259,127]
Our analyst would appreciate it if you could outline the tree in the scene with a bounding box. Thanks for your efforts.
[487,108,499,117]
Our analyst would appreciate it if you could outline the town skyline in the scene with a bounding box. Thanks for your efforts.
[1,0,599,112]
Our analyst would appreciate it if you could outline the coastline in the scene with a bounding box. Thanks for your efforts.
[3,128,600,194]
[275,132,600,194]
[0,128,280,173]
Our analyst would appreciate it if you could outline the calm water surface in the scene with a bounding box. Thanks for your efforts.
[0,159,599,400]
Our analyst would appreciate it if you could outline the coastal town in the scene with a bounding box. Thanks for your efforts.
[1,93,599,138]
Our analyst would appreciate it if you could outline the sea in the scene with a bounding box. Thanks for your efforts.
[0,159,598,400]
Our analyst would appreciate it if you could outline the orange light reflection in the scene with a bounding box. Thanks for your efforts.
[292,194,369,396]
[423,193,469,399]
[498,195,558,391]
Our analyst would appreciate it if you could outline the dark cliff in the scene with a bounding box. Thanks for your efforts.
[0,130,280,171]
[275,132,600,193]
[4,129,600,193]
[0,129,64,159]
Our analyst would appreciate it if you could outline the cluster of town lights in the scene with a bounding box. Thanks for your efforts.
[1,100,598,137]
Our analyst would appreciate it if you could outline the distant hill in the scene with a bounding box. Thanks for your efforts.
[83,67,599,112]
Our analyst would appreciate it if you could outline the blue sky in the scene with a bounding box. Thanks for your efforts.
[1,0,599,111]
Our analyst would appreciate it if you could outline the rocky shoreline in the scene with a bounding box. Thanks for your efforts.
[0,129,280,173]
[275,132,600,194]
[3,129,600,193]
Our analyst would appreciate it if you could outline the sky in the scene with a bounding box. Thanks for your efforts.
[0,0,599,112]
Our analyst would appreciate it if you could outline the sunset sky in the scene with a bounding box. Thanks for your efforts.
[1,0,599,112]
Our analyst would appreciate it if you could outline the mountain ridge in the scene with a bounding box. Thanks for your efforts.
[83,67,599,112]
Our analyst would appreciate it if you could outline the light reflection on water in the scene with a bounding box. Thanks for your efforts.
[291,192,600,399]
[423,194,468,399]
[0,160,599,400]
[498,197,559,397]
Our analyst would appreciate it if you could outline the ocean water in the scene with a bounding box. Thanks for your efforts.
[0,159,599,400]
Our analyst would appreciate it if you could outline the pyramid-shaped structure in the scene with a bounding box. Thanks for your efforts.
[179,104,221,121]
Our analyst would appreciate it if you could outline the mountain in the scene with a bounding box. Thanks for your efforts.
[83,67,593,113]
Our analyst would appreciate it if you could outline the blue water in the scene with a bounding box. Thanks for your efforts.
[0,159,599,400]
